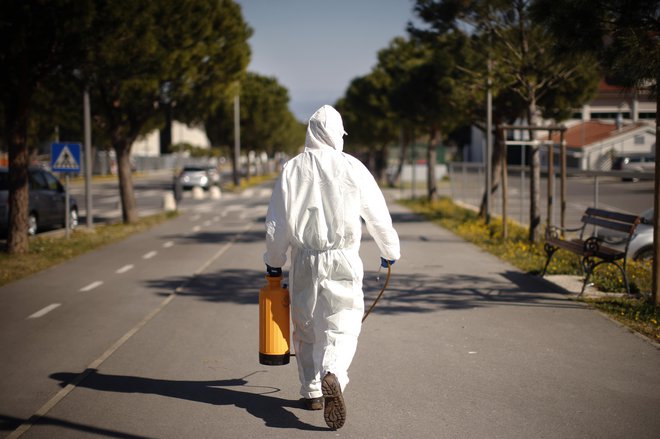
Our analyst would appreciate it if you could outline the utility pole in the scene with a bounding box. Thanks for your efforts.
[83,89,93,229]
[485,56,493,224]
[233,94,241,186]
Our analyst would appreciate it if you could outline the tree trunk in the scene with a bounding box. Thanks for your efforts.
[528,102,541,243]
[652,90,660,304]
[389,128,409,187]
[426,126,438,202]
[479,124,506,218]
[5,85,31,254]
[114,141,138,224]
[375,145,387,183]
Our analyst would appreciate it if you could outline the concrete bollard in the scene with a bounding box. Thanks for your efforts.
[209,186,222,200]
[192,186,204,200]
[162,192,177,211]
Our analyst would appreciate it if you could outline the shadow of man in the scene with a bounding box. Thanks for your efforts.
[50,370,326,431]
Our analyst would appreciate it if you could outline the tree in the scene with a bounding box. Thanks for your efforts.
[0,0,93,254]
[378,35,470,201]
[532,0,659,302]
[80,0,251,223]
[335,71,399,181]
[411,0,599,241]
[205,72,303,181]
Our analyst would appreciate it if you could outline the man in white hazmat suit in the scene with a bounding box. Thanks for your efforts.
[264,105,400,430]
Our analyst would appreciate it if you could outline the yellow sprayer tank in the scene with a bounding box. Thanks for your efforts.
[259,275,290,365]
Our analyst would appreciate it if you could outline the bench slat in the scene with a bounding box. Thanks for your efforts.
[585,208,639,225]
[580,216,637,233]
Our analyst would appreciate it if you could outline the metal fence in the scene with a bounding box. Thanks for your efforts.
[447,162,654,228]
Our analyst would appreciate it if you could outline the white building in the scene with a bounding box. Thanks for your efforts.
[467,79,657,167]
[131,121,210,157]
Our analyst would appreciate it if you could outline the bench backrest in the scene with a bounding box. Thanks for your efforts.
[581,208,640,236]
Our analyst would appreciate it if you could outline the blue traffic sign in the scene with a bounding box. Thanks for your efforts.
[51,143,81,173]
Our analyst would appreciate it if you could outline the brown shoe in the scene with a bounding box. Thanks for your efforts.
[303,397,323,411]
[322,372,346,430]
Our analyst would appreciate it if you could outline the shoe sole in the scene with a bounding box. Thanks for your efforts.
[322,373,346,430]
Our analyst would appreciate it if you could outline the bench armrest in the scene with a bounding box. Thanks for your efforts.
[583,236,602,254]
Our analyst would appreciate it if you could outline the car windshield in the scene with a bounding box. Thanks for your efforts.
[183,167,206,172]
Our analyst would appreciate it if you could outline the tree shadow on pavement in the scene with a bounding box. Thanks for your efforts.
[361,269,584,317]
[49,370,326,432]
[160,230,265,246]
[144,266,582,314]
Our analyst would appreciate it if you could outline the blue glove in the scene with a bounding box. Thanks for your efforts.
[266,265,282,277]
[380,257,395,268]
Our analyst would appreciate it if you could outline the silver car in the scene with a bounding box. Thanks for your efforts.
[0,167,78,236]
[597,207,653,261]
[628,208,653,260]
[176,165,220,190]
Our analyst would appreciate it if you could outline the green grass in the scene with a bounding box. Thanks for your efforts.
[0,211,178,287]
[400,196,659,342]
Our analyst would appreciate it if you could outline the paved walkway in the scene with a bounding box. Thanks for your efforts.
[5,183,659,438]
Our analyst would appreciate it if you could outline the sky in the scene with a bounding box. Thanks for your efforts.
[234,0,418,122]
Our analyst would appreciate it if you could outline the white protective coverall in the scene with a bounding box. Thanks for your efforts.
[264,105,401,399]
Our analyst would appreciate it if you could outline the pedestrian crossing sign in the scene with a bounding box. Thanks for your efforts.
[51,143,81,173]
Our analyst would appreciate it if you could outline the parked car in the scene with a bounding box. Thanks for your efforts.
[612,154,655,181]
[176,165,220,190]
[597,207,653,261]
[0,167,78,236]
[628,208,653,261]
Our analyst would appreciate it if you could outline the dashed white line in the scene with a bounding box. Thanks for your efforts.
[27,303,61,319]
[163,241,174,248]
[80,281,103,292]
[116,264,134,274]
[143,251,157,259]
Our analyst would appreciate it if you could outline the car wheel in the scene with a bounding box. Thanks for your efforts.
[28,213,38,236]
[69,208,79,230]
[633,245,654,261]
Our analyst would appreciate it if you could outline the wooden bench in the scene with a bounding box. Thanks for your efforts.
[541,208,641,295]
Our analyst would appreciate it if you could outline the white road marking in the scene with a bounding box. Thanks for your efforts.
[192,225,201,232]
[116,265,134,274]
[80,281,103,292]
[163,241,174,248]
[143,251,157,259]
[27,303,61,319]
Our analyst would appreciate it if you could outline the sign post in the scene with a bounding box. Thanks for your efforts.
[51,143,81,238]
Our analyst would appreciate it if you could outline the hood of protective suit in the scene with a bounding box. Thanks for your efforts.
[305,105,347,152]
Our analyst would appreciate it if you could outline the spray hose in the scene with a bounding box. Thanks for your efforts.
[362,262,392,323]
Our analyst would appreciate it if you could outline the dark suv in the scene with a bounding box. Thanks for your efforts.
[0,167,78,236]
[612,154,655,181]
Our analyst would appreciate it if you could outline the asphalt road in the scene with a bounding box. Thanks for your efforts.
[1,180,659,438]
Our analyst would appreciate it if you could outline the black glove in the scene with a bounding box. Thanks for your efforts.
[266,265,282,277]
[380,257,395,268]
